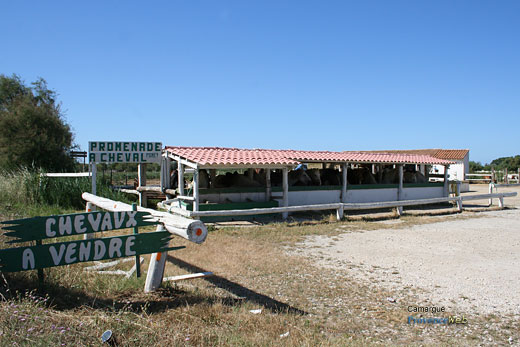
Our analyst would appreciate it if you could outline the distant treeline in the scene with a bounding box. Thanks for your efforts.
[470,155,520,172]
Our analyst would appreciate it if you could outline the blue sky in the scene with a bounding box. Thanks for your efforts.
[1,1,518,164]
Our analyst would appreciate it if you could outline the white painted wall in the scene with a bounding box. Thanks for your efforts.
[198,187,444,206]
[430,153,470,182]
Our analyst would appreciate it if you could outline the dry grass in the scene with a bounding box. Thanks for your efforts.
[1,203,518,345]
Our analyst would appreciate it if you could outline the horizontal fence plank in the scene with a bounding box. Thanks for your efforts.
[161,192,517,218]
[41,172,92,177]
[82,193,208,244]
[163,272,213,282]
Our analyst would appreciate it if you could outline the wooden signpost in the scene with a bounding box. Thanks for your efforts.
[0,210,183,274]
[88,141,163,206]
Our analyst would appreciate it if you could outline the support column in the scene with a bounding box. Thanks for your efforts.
[160,156,168,192]
[144,225,168,293]
[178,162,184,196]
[138,163,147,207]
[456,197,463,212]
[209,169,216,188]
[488,183,493,206]
[397,164,404,216]
[282,167,289,219]
[91,162,97,196]
[265,169,271,202]
[84,202,95,240]
[248,168,254,180]
[165,157,171,188]
[443,165,449,197]
[193,169,199,214]
[341,163,348,203]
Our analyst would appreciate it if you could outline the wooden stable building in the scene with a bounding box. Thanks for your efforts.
[159,147,454,220]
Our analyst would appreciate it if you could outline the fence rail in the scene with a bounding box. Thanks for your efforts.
[41,172,92,177]
[159,192,517,220]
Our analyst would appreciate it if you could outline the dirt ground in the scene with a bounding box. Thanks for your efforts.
[290,184,520,319]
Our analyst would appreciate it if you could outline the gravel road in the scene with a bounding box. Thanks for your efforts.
[293,185,520,317]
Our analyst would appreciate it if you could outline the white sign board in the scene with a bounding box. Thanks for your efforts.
[89,142,162,164]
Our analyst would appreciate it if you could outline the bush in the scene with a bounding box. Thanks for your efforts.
[0,168,135,215]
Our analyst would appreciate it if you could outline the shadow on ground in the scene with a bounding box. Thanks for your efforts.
[167,255,307,315]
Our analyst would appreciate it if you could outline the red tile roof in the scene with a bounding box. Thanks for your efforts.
[432,149,469,160]
[165,146,454,167]
[362,149,469,160]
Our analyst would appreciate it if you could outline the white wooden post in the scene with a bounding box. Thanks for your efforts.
[164,157,171,189]
[282,167,289,219]
[193,169,199,213]
[91,162,97,196]
[144,225,168,292]
[138,163,147,207]
[488,183,493,206]
[265,169,271,202]
[397,164,404,216]
[209,169,216,188]
[84,202,95,240]
[336,204,344,221]
[498,196,504,208]
[178,162,184,196]
[443,165,449,197]
[160,157,165,191]
[341,163,348,203]
[456,196,463,212]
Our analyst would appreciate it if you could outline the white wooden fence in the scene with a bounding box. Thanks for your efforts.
[467,169,520,184]
[82,193,209,292]
[40,172,92,177]
[159,191,517,221]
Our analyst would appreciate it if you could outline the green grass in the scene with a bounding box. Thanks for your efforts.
[0,168,135,217]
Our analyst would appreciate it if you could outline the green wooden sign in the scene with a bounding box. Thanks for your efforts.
[0,211,182,273]
[1,211,157,243]
[0,232,182,272]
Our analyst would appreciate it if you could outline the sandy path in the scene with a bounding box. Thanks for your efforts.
[292,185,520,316]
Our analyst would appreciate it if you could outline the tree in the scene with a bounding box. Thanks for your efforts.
[469,161,484,172]
[0,74,76,171]
[488,156,520,172]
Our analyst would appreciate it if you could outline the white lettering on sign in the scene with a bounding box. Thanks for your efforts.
[100,213,113,231]
[44,237,139,266]
[126,212,137,228]
[46,218,56,237]
[49,244,66,265]
[88,141,162,163]
[108,238,123,258]
[79,242,91,262]
[125,236,136,256]
[114,212,124,229]
[88,213,102,231]
[74,215,87,234]
[22,249,35,270]
[41,212,143,239]
[58,216,72,236]
[64,243,77,263]
[93,240,106,260]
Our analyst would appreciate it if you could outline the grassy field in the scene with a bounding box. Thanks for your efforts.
[0,175,517,346]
